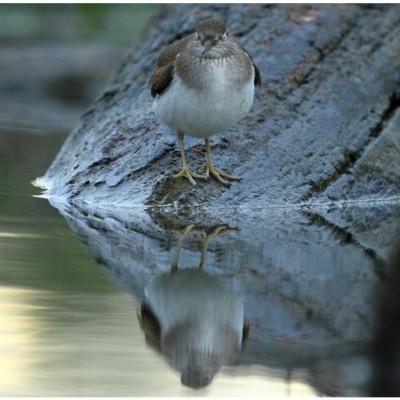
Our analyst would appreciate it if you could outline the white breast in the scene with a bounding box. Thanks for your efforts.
[153,61,255,138]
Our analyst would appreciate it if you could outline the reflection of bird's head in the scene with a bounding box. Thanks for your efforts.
[163,320,242,389]
[180,351,218,389]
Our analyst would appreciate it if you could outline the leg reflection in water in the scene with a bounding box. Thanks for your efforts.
[138,225,249,389]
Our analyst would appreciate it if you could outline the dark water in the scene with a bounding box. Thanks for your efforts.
[1,130,400,396]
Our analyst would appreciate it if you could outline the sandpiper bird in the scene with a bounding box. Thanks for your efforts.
[150,18,261,186]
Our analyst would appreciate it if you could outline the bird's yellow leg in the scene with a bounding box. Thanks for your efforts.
[173,133,207,185]
[204,138,241,186]
[198,225,239,269]
[171,224,195,272]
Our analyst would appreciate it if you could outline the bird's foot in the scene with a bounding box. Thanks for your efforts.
[212,167,241,181]
[171,224,196,240]
[173,167,207,186]
[203,164,241,187]
[205,224,239,239]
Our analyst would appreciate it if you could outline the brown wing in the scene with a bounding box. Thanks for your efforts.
[234,38,262,87]
[149,34,193,97]
[137,303,161,351]
[252,60,262,87]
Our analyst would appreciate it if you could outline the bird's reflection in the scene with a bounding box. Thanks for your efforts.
[138,224,248,389]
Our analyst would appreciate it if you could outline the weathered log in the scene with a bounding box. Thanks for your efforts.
[38,4,400,215]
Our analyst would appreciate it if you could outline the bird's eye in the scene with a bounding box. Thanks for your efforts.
[195,32,201,41]
[221,32,228,41]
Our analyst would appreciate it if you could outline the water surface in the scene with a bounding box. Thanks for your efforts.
[0,131,323,396]
[2,129,400,396]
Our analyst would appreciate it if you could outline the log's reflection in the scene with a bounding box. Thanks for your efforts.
[138,225,249,389]
[51,200,400,395]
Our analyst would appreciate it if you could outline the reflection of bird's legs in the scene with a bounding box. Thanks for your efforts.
[173,132,207,186]
[171,224,238,271]
[171,224,195,272]
[203,138,241,187]
[198,225,239,269]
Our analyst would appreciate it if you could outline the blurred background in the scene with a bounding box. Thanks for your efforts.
[0,4,156,135]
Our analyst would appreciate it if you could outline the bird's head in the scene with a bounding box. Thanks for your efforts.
[193,18,235,59]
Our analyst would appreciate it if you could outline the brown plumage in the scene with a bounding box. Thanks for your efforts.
[150,35,194,97]
[149,21,261,98]
[237,42,262,86]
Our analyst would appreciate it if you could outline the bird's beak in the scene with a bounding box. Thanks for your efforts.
[201,40,214,57]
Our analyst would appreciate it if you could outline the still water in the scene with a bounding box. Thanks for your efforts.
[1,131,324,396]
[2,130,400,396]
